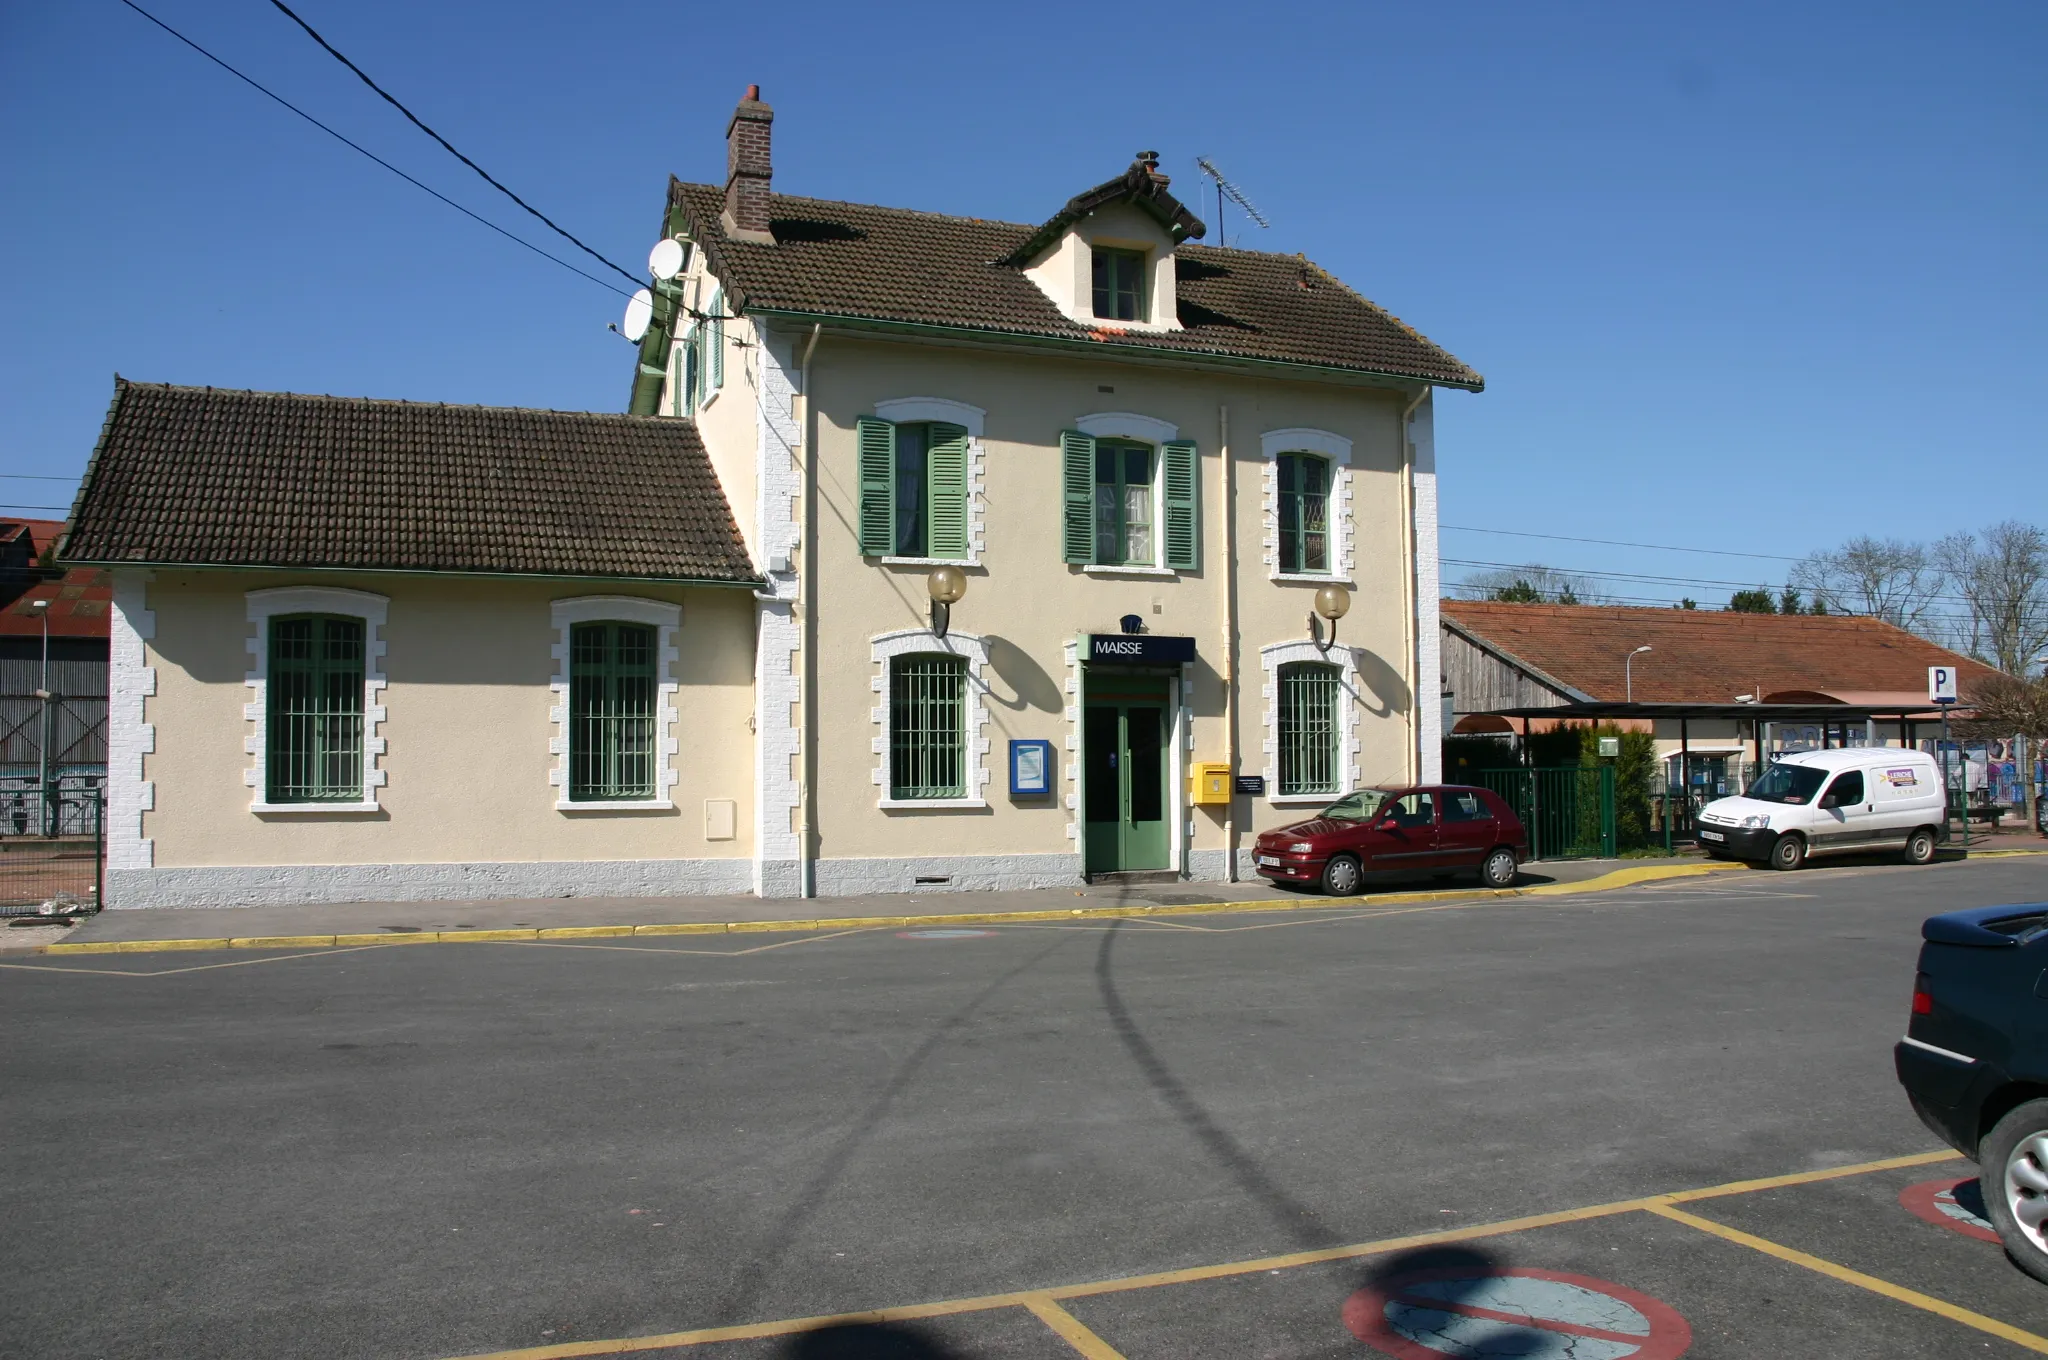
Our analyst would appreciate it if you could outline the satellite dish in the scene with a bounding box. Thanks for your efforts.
[621,289,654,342]
[648,238,686,281]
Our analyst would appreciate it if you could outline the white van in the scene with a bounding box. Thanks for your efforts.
[1695,748,1946,871]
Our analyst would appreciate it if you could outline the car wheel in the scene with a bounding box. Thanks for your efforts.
[1903,827,1936,866]
[1983,1099,2048,1285]
[1768,833,1805,871]
[1320,855,1363,897]
[1480,847,1518,889]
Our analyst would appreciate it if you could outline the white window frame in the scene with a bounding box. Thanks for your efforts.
[1261,427,1355,584]
[871,628,992,809]
[873,397,988,567]
[244,586,389,813]
[1259,638,1363,805]
[549,596,682,811]
[1075,412,1181,577]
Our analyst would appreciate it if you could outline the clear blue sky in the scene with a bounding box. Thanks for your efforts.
[3,0,2040,604]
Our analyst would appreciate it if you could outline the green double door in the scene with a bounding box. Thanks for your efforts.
[1084,673,1170,874]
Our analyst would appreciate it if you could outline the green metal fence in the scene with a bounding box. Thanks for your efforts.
[1475,766,1616,861]
[1,780,102,913]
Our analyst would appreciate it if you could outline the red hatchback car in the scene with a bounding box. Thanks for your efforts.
[1253,785,1529,896]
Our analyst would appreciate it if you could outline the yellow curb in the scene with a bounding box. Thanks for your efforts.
[26,859,1758,957]
[45,938,229,955]
[1972,848,2048,857]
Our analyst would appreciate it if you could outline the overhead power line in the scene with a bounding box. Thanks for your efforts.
[265,0,642,291]
[112,0,634,299]
[1441,523,1805,564]
[0,474,80,482]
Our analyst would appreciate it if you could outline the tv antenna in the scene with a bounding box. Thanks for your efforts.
[1194,156,1269,248]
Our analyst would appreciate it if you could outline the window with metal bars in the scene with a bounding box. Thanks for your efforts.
[1277,662,1341,796]
[1277,453,1331,574]
[569,622,658,801]
[890,654,967,799]
[267,615,365,802]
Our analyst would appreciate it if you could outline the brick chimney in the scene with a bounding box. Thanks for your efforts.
[722,84,774,244]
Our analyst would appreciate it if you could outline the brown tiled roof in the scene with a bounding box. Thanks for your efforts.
[60,381,759,584]
[673,181,1483,390]
[1442,600,2004,704]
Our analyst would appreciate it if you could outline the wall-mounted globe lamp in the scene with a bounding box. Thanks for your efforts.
[928,566,967,639]
[1310,583,1351,654]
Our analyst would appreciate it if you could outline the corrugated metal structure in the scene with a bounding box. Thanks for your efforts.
[1,657,107,771]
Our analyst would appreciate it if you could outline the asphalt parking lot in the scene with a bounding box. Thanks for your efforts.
[4,856,2046,1358]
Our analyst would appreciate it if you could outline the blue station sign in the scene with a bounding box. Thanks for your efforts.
[1086,633,1196,665]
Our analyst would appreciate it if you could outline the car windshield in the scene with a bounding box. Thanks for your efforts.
[1316,789,1395,822]
[1746,763,1829,805]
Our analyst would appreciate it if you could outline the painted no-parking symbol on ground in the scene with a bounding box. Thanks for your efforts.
[1900,1177,2000,1243]
[1345,1267,1692,1359]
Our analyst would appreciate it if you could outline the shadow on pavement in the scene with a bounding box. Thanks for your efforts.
[778,1321,963,1358]
[1094,921,1341,1249]
[1344,1245,1565,1356]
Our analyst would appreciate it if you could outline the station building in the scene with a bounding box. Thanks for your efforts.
[62,89,1481,907]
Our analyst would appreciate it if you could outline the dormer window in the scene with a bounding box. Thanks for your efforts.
[1091,248,1146,321]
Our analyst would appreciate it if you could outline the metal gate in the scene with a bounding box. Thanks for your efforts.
[0,779,103,913]
[1475,767,1616,861]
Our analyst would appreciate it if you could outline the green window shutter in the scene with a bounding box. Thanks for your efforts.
[925,424,970,560]
[708,291,725,390]
[1162,439,1200,570]
[856,417,897,556]
[1060,429,1095,564]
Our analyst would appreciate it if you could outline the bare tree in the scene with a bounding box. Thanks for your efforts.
[1789,536,1940,633]
[1937,522,2048,677]
[1958,672,2048,836]
[1454,564,1611,606]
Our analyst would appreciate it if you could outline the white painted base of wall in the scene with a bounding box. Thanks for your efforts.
[105,858,753,909]
[1185,848,1260,882]
[758,859,803,899]
[813,852,1085,896]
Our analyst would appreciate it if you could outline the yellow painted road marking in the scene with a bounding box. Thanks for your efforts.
[33,861,1752,958]
[1645,1201,2048,1353]
[435,1149,1963,1360]
[0,944,396,978]
[1664,1148,1961,1201]
[1023,1294,1129,1359]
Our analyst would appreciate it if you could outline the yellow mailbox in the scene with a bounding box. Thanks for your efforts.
[1190,762,1232,806]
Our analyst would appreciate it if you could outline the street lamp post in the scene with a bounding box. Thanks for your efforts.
[27,599,51,836]
[1625,645,1653,703]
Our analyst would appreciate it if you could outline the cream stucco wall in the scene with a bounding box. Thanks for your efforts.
[795,334,1422,886]
[117,571,757,906]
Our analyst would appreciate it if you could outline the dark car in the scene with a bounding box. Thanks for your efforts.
[1894,902,2048,1283]
[1252,784,1529,896]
